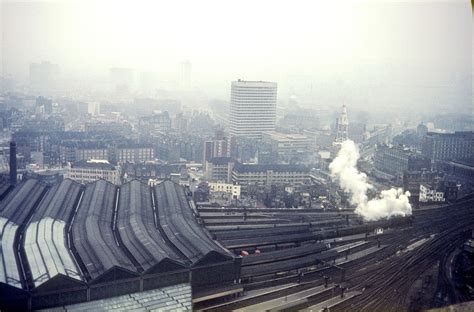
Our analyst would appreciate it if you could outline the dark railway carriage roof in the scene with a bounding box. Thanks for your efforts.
[221,232,318,249]
[154,181,233,266]
[212,225,312,240]
[0,179,47,289]
[241,243,328,266]
[117,180,187,274]
[72,180,138,282]
[240,249,338,278]
[24,179,84,288]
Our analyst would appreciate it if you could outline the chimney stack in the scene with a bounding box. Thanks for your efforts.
[9,141,17,185]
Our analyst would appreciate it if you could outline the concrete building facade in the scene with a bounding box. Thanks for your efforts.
[231,163,309,193]
[262,131,312,163]
[208,182,241,200]
[116,146,154,164]
[229,80,277,139]
[67,160,120,185]
[422,131,473,162]
[374,145,431,180]
[205,157,235,183]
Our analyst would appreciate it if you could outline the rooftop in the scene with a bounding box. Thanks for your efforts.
[71,160,116,170]
[24,179,83,288]
[208,157,234,166]
[262,131,309,140]
[0,179,47,289]
[117,180,187,274]
[72,180,138,282]
[233,163,309,174]
[154,180,234,265]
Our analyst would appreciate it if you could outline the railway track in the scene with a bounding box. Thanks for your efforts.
[198,200,473,311]
[332,201,474,312]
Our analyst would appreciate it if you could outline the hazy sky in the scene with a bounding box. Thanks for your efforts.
[1,0,472,113]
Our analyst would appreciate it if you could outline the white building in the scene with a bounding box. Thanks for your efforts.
[67,159,120,185]
[419,183,445,203]
[87,102,101,116]
[208,182,241,200]
[229,80,277,139]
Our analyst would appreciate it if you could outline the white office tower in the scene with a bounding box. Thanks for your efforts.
[229,80,277,139]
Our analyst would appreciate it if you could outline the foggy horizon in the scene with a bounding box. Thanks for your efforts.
[1,0,472,114]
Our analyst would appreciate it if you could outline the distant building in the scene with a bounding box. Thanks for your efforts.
[87,102,101,116]
[203,130,230,166]
[232,163,309,193]
[75,145,109,163]
[262,131,311,163]
[122,163,184,181]
[139,111,172,133]
[115,145,154,164]
[364,124,392,146]
[438,159,474,187]
[203,140,229,166]
[229,80,277,139]
[374,145,431,180]
[403,170,441,205]
[36,96,53,115]
[67,159,120,185]
[12,129,63,166]
[84,121,131,135]
[422,131,473,162]
[416,123,428,138]
[208,182,241,200]
[205,157,235,183]
[173,113,188,133]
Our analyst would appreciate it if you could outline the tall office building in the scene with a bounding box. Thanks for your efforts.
[229,80,277,139]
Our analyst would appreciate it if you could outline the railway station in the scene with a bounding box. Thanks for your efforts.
[0,178,472,311]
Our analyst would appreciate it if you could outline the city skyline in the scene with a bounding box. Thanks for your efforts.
[1,0,472,114]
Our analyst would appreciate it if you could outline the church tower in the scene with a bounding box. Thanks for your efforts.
[334,104,349,144]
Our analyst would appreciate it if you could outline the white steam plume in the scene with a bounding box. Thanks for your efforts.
[329,140,412,221]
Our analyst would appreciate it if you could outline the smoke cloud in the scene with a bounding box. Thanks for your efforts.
[329,140,412,221]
